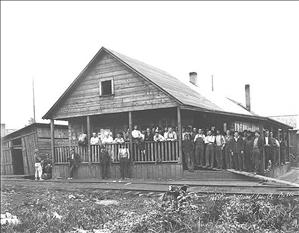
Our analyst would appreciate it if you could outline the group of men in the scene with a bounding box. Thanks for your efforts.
[70,125,287,179]
[182,126,288,174]
[87,125,178,146]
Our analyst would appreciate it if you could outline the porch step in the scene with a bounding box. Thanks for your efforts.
[182,169,257,181]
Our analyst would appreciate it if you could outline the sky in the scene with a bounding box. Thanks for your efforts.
[1,1,299,130]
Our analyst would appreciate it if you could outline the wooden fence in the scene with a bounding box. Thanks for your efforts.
[54,141,179,164]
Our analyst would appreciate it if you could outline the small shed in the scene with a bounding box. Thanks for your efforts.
[1,123,68,175]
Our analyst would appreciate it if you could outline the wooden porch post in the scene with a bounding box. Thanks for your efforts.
[128,111,133,155]
[287,129,291,162]
[50,119,55,161]
[278,129,281,166]
[177,106,183,164]
[87,115,91,164]
[260,123,265,172]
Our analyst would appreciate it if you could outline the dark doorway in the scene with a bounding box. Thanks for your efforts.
[12,149,24,175]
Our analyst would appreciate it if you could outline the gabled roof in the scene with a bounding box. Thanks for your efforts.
[42,47,292,129]
[1,123,68,141]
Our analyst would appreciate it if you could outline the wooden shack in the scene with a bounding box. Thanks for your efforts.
[42,47,292,179]
[1,123,68,175]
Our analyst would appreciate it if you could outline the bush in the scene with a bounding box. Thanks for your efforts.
[131,191,299,233]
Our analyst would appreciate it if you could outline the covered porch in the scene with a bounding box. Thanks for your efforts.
[50,107,183,179]
[50,106,292,180]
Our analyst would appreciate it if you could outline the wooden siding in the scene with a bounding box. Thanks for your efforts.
[1,125,69,175]
[53,163,183,180]
[1,146,13,175]
[52,53,177,119]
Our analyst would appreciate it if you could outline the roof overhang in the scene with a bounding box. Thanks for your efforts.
[180,105,293,129]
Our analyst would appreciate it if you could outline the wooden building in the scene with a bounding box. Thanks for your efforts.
[1,123,68,175]
[42,47,292,179]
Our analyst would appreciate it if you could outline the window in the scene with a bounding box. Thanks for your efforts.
[99,78,114,96]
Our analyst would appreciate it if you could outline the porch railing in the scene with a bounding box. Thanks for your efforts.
[54,141,179,164]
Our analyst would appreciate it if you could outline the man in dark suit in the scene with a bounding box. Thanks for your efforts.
[68,148,81,180]
[229,131,244,170]
[100,146,110,179]
[252,131,264,174]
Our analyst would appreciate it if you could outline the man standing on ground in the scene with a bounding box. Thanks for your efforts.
[224,130,233,169]
[34,149,43,181]
[118,143,130,179]
[252,131,264,174]
[182,134,194,171]
[244,132,254,171]
[100,146,110,179]
[264,130,272,170]
[194,129,205,167]
[205,130,215,168]
[230,131,244,170]
[270,132,280,166]
[68,148,81,180]
[215,130,225,169]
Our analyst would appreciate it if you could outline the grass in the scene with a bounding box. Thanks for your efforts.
[1,182,299,233]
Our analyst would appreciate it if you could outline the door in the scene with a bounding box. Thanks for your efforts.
[12,149,25,175]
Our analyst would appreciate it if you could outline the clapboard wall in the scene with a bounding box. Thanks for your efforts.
[53,163,183,180]
[52,52,177,120]
[1,141,13,175]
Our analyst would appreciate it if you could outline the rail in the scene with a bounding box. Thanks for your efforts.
[54,140,179,164]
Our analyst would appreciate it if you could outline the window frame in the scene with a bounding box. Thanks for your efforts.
[99,77,114,97]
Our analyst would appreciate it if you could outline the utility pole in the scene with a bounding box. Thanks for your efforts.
[32,77,36,123]
[211,75,214,92]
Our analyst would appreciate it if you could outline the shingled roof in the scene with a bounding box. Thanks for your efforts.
[107,48,256,116]
[42,47,292,128]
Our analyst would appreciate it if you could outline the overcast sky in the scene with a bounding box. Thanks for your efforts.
[1,1,299,130]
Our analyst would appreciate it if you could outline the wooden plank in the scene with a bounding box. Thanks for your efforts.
[21,138,29,175]
[87,116,91,164]
[59,95,173,111]
[50,120,55,160]
[150,142,154,162]
[177,107,182,164]
[53,102,177,120]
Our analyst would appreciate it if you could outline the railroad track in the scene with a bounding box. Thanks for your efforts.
[1,177,299,196]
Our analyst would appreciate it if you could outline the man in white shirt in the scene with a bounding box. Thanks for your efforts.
[114,133,125,144]
[215,130,225,169]
[132,125,143,140]
[205,130,215,167]
[90,132,100,145]
[164,127,177,141]
[118,143,130,179]
[263,130,272,170]
[102,131,113,144]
